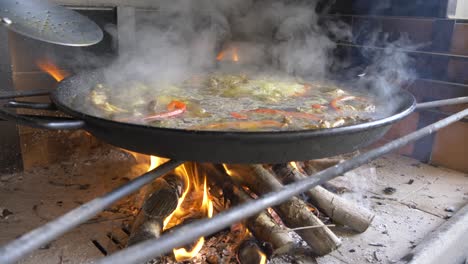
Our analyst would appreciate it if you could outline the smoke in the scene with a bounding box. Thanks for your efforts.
[356,33,417,97]
[342,18,420,115]
[101,0,345,86]
[99,0,415,108]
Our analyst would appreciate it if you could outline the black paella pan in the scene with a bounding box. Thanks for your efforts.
[0,71,419,163]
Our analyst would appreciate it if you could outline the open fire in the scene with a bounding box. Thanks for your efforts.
[124,155,277,263]
[164,162,214,261]
[122,150,376,264]
[129,156,219,262]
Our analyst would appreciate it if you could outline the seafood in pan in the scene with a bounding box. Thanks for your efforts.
[79,73,377,131]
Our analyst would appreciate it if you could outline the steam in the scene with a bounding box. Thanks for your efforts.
[101,0,343,86]
[99,0,415,106]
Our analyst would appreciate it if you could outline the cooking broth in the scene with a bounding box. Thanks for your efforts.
[73,72,380,131]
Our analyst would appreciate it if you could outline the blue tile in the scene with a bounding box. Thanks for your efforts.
[431,19,454,52]
[322,0,449,18]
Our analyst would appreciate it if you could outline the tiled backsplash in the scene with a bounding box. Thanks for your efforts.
[322,0,468,172]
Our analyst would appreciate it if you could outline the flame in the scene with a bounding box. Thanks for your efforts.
[173,237,206,261]
[216,50,225,61]
[148,156,165,171]
[259,250,267,264]
[202,178,214,218]
[163,168,190,229]
[36,59,69,81]
[158,163,214,261]
[289,161,300,171]
[290,161,306,174]
[222,164,233,176]
[232,47,239,62]
[172,178,213,261]
[216,46,239,62]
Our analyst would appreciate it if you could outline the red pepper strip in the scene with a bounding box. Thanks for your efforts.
[143,100,187,122]
[330,96,357,112]
[248,108,321,121]
[167,100,187,111]
[311,104,325,109]
[194,120,284,130]
[230,112,248,120]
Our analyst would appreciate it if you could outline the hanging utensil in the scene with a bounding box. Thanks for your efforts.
[0,0,103,46]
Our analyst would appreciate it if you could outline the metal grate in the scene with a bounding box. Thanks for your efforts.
[0,108,467,264]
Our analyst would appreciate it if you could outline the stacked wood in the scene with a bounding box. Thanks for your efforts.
[301,159,349,194]
[203,164,295,253]
[273,163,375,233]
[225,164,341,256]
[127,174,184,246]
[126,158,374,262]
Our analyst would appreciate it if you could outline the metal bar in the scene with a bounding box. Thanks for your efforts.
[416,96,468,110]
[0,89,51,99]
[96,109,468,264]
[0,159,184,264]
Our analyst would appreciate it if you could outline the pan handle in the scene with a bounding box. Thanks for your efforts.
[416,96,468,110]
[0,100,85,130]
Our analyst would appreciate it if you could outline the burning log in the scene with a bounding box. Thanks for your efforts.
[203,164,295,253]
[237,239,267,264]
[127,174,184,246]
[226,164,341,256]
[272,164,374,233]
[231,185,295,253]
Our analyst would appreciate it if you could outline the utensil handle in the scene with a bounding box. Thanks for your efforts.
[5,100,57,110]
[0,108,85,130]
[0,89,51,99]
[416,96,468,110]
[0,95,85,130]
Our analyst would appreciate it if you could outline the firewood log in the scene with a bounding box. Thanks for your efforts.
[127,174,184,246]
[226,164,341,256]
[231,185,295,252]
[302,159,343,174]
[202,164,295,252]
[272,164,374,233]
[301,159,350,194]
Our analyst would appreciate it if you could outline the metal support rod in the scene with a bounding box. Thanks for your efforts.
[97,109,468,264]
[0,89,51,99]
[0,160,184,264]
[416,96,468,110]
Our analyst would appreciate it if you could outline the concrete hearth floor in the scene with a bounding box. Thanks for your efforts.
[0,131,467,263]
[317,154,468,264]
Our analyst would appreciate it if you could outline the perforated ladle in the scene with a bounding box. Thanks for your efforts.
[0,0,103,46]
